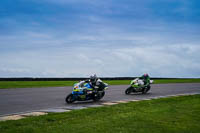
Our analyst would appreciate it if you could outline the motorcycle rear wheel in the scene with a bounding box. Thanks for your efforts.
[142,86,151,94]
[65,93,76,103]
[93,92,103,102]
[101,91,105,98]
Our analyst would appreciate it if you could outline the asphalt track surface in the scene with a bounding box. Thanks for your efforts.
[0,83,200,116]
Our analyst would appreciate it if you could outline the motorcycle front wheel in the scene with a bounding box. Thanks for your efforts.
[65,93,76,103]
[125,87,132,94]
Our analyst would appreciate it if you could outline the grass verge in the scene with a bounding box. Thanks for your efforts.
[0,81,77,89]
[154,78,200,84]
[0,95,200,133]
[0,79,200,89]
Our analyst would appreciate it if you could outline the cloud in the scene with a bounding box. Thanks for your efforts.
[0,0,200,77]
[1,42,200,77]
[1,19,200,78]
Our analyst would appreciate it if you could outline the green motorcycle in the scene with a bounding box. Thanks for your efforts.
[125,78,151,94]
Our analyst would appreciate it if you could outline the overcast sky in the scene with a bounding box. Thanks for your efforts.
[0,0,200,78]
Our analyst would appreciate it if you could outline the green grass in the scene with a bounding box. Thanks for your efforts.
[0,95,200,133]
[154,78,200,84]
[0,80,129,89]
[0,79,200,89]
[0,81,77,89]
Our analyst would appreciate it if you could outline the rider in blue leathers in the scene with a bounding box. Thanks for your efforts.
[79,74,104,93]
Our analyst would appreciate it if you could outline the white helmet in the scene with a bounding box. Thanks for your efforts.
[90,74,97,83]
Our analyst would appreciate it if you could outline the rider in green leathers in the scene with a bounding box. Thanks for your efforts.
[140,73,150,87]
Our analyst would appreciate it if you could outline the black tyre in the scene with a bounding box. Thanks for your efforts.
[125,87,132,94]
[142,89,147,94]
[146,85,151,92]
[93,92,102,102]
[100,91,105,98]
[65,93,75,103]
[142,86,150,94]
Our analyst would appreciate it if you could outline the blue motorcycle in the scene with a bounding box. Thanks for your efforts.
[65,81,108,103]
